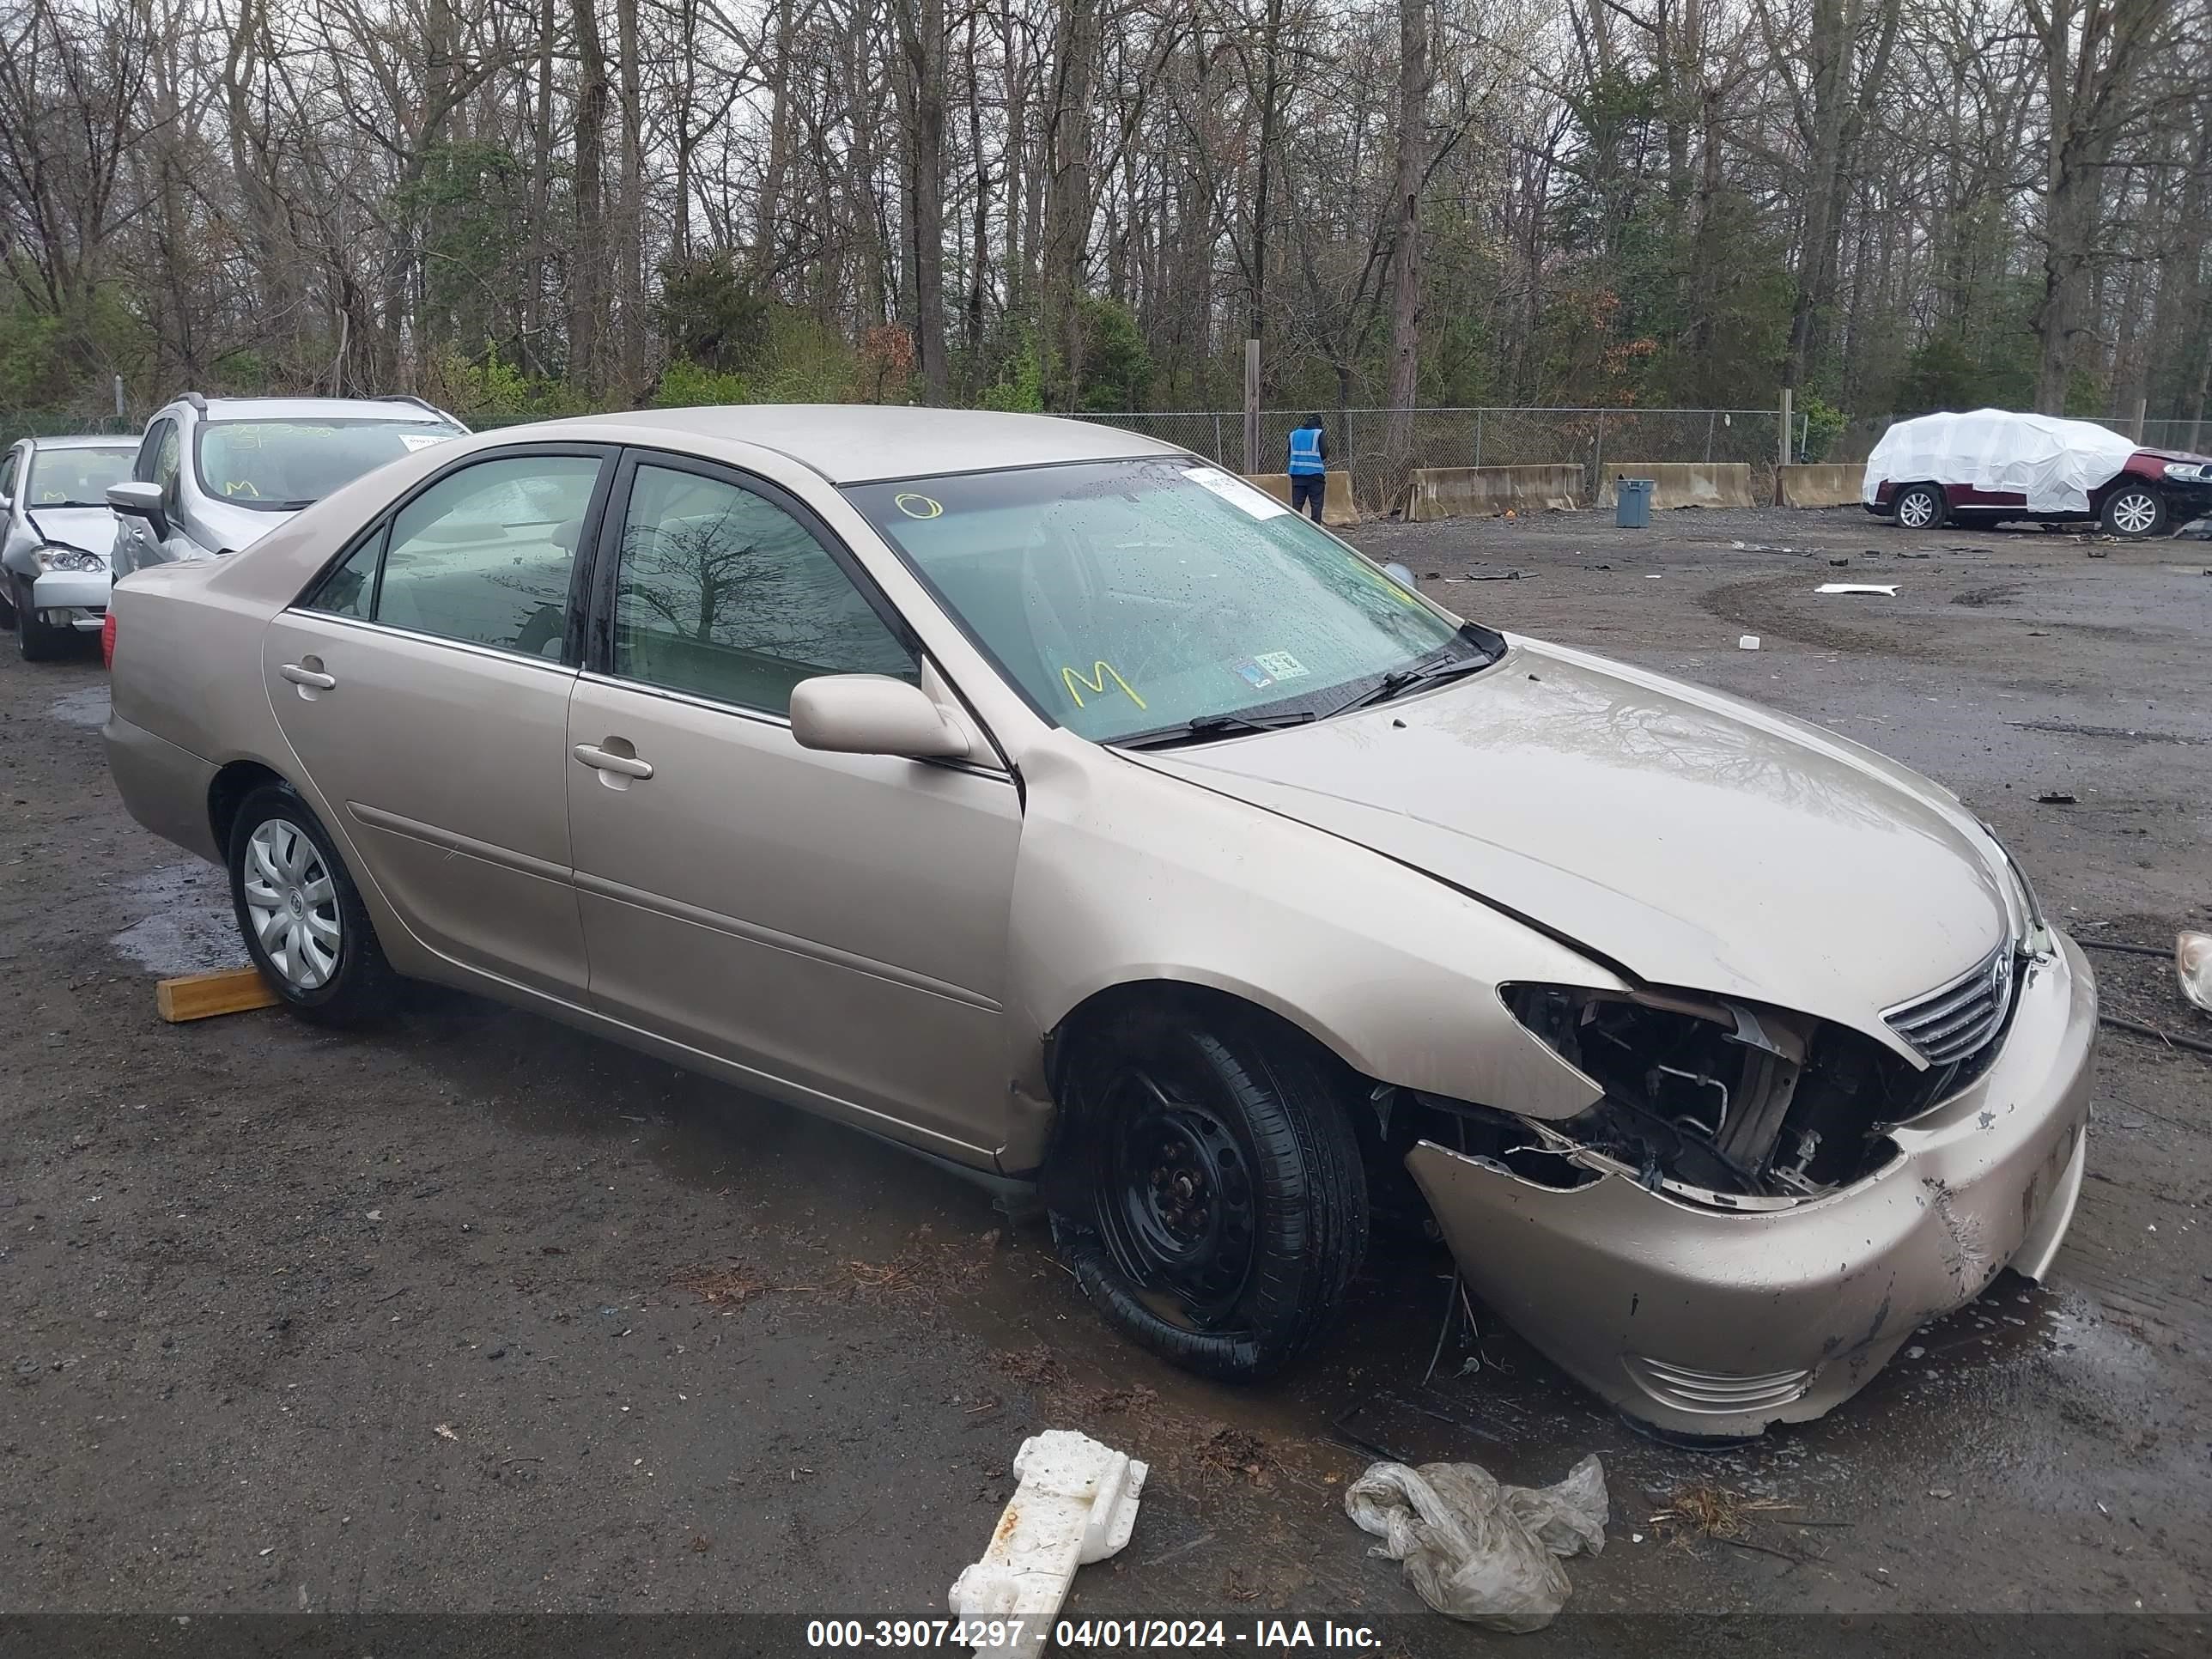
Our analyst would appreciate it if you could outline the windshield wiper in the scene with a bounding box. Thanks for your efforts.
[1316,629,1501,720]
[1111,708,1319,750]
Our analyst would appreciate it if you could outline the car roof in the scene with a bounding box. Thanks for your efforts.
[524,404,1182,484]
[172,396,457,424]
[27,434,137,450]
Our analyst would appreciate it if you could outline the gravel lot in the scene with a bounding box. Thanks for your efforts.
[2,504,2208,1644]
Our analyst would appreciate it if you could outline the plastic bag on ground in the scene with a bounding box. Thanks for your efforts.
[1343,1452,1607,1632]
[2179,932,2212,1016]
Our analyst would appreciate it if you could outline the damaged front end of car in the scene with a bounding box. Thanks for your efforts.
[1392,933,2097,1439]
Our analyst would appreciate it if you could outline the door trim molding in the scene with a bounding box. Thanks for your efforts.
[348,800,574,886]
[573,869,1004,1012]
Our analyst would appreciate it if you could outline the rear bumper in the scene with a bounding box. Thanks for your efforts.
[103,710,221,864]
[32,568,111,628]
[1410,933,2098,1437]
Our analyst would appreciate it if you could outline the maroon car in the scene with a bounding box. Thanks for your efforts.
[1863,410,2212,538]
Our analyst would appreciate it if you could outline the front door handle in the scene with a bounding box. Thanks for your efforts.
[280,662,336,690]
[573,743,654,781]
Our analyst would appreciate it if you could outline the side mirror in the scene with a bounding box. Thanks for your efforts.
[107,481,169,542]
[790,674,971,761]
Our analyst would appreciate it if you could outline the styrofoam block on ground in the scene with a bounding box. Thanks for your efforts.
[948,1430,1148,1654]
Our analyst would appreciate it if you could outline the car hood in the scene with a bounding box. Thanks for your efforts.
[22,505,119,562]
[1123,637,2012,1050]
[196,498,295,554]
[2135,447,2212,465]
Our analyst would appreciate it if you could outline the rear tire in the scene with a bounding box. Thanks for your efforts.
[2100,483,2167,539]
[1046,1002,1368,1381]
[1891,482,1946,532]
[225,782,398,1026]
[11,574,71,661]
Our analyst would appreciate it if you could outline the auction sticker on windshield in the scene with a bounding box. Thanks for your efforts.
[1182,466,1288,520]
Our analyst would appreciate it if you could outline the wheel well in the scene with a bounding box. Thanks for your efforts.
[207,760,287,854]
[1045,981,1349,1103]
[1041,979,1432,1231]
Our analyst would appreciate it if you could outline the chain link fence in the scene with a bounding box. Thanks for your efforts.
[1067,406,1805,508]
[2087,416,2211,453]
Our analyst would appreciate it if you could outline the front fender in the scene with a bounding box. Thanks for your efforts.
[998,733,1620,1170]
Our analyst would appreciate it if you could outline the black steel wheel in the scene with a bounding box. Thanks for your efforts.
[1047,1001,1367,1381]
[12,574,71,661]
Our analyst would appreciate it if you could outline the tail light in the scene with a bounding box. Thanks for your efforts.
[100,608,118,669]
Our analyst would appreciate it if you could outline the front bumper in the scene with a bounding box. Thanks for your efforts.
[33,568,112,629]
[1409,933,2097,1437]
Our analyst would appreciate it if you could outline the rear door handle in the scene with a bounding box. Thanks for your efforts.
[572,743,654,780]
[280,662,336,690]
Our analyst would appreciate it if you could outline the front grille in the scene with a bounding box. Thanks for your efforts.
[1885,943,2015,1066]
[1623,1355,1814,1414]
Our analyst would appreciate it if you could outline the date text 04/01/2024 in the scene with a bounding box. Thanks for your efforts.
[804,1620,1382,1650]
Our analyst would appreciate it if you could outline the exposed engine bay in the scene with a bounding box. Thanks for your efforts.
[1376,980,2019,1212]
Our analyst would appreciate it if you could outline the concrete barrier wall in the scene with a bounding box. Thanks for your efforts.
[1597,462,1755,510]
[1777,463,1864,508]
[1243,471,1358,527]
[1404,465,1584,522]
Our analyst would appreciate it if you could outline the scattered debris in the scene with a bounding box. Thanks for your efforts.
[433,1423,458,1442]
[2034,792,2077,805]
[1443,570,1527,582]
[1194,1425,1272,1487]
[1815,582,1898,596]
[947,1431,1147,1653]
[1738,635,1761,651]
[2177,933,2212,1017]
[1828,556,1851,567]
[1343,1453,1607,1633]
[993,1346,1067,1391]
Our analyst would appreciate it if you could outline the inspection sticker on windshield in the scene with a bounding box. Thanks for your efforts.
[397,433,453,451]
[1254,650,1308,681]
[1183,466,1288,520]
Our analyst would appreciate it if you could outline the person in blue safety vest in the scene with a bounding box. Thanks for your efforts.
[1285,416,1329,523]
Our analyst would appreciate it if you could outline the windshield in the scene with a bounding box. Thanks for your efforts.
[194,418,464,511]
[846,459,1492,743]
[25,446,134,507]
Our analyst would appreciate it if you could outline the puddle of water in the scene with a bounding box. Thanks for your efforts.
[107,860,241,977]
[47,686,111,728]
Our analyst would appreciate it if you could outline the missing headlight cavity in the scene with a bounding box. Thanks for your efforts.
[1496,983,2010,1203]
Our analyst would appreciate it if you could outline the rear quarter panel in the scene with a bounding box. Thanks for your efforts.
[109,561,289,796]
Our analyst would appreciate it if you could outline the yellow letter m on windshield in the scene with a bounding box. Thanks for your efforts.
[1060,661,1147,710]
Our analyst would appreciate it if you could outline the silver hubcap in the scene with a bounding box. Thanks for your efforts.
[1898,492,1935,527]
[241,819,341,990]
[2112,493,2156,535]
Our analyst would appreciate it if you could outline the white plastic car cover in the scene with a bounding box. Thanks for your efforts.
[1862,409,2137,514]
[1342,1453,1607,1632]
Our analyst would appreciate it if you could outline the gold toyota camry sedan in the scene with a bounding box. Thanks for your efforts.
[103,407,2095,1437]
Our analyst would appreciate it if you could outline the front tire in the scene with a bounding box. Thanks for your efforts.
[12,575,72,661]
[1046,1003,1368,1381]
[226,783,397,1026]
[2100,483,2167,538]
[1891,482,1946,532]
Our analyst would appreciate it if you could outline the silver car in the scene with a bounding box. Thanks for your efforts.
[1,434,137,659]
[101,408,2095,1437]
[106,392,467,578]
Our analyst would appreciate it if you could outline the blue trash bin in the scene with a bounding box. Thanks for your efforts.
[1615,478,1653,528]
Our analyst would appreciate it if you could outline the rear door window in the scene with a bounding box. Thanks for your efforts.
[301,455,602,658]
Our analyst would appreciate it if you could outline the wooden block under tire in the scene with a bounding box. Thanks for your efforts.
[156,967,281,1023]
